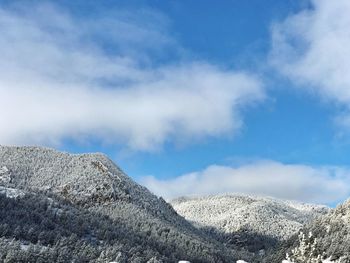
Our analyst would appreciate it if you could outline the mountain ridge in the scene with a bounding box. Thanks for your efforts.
[171,194,329,240]
[1,145,347,263]
[0,145,242,262]
[171,193,329,261]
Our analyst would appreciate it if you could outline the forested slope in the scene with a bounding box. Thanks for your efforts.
[1,146,345,263]
[268,199,350,263]
[0,146,242,263]
[171,194,328,261]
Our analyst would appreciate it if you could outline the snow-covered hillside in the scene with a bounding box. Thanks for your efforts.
[270,199,350,263]
[0,146,240,262]
[1,145,346,263]
[171,194,328,241]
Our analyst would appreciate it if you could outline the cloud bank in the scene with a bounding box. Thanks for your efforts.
[0,4,264,151]
[141,161,350,204]
[271,0,350,122]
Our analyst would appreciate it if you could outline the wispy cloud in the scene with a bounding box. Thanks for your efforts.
[0,3,264,151]
[270,0,350,123]
[141,160,350,204]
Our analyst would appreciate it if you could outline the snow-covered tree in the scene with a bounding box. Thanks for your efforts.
[284,231,323,263]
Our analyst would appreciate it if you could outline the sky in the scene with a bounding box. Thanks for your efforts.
[1,0,350,205]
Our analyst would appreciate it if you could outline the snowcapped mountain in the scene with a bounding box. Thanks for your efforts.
[0,146,240,263]
[172,194,328,240]
[171,194,329,261]
[1,145,346,263]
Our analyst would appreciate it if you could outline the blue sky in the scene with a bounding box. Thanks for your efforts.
[1,0,350,205]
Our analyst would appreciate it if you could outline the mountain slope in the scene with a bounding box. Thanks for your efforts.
[270,199,350,262]
[171,194,328,259]
[0,146,241,263]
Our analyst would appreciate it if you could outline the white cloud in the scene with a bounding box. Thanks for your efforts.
[270,0,350,105]
[0,4,264,151]
[141,160,350,204]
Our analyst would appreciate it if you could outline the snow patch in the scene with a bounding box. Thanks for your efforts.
[0,186,25,198]
[0,165,12,184]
